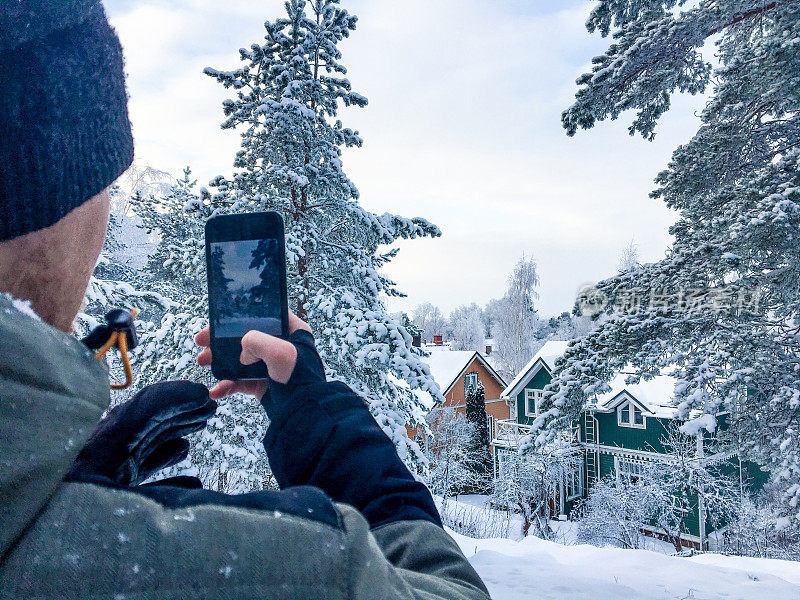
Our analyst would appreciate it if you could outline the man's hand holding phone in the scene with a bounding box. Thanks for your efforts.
[195,312,314,400]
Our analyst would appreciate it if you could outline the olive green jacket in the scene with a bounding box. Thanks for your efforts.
[0,295,490,599]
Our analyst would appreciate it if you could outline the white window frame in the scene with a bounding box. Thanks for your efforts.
[614,457,650,483]
[465,372,479,394]
[616,399,646,429]
[565,461,584,500]
[524,389,544,417]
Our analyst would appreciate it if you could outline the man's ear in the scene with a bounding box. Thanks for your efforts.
[0,188,111,333]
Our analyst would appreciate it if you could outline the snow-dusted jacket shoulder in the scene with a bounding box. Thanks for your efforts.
[0,295,489,600]
[0,294,110,559]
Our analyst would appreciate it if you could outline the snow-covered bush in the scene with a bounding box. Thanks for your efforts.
[653,426,741,551]
[576,477,662,550]
[425,410,484,502]
[717,484,800,560]
[438,501,512,540]
[578,427,741,552]
[493,441,580,540]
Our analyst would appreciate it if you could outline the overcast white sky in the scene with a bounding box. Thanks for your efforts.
[105,0,707,318]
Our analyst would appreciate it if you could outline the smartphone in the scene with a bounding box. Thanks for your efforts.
[205,212,290,380]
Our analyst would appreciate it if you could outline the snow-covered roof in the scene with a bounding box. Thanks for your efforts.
[497,339,684,419]
[594,372,679,418]
[534,340,571,371]
[422,347,476,392]
[483,353,501,376]
[501,340,571,399]
[420,346,505,396]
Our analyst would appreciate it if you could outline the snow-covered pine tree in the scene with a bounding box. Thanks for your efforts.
[130,169,214,385]
[80,186,169,331]
[464,381,492,492]
[204,0,442,468]
[131,169,272,492]
[534,1,800,522]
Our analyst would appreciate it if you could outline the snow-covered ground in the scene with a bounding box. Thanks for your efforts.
[438,495,800,599]
[451,530,800,600]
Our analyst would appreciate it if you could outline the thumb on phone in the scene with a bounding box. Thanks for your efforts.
[240,330,297,384]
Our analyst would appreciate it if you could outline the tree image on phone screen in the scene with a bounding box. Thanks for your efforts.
[208,238,283,338]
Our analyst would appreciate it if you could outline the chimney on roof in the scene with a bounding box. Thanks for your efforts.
[485,343,492,355]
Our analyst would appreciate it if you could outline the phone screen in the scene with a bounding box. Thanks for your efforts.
[208,238,283,338]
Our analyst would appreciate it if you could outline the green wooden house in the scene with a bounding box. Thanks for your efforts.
[492,341,765,549]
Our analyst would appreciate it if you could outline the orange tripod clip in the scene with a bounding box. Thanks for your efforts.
[82,308,139,390]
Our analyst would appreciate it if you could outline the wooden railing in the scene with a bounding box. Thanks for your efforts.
[491,419,534,448]
[492,418,581,448]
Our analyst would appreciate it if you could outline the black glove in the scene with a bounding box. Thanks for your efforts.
[260,330,443,528]
[260,329,326,420]
[67,381,216,487]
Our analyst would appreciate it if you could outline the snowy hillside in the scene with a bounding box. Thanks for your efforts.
[452,530,800,600]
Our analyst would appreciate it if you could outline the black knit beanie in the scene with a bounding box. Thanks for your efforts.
[0,1,134,241]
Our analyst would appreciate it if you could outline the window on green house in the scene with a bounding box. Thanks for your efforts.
[565,461,584,500]
[617,398,647,429]
[615,456,650,484]
[524,389,544,417]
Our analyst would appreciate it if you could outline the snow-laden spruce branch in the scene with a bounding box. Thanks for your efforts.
[564,0,790,140]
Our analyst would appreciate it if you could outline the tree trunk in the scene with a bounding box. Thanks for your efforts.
[296,255,307,319]
[518,502,531,537]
